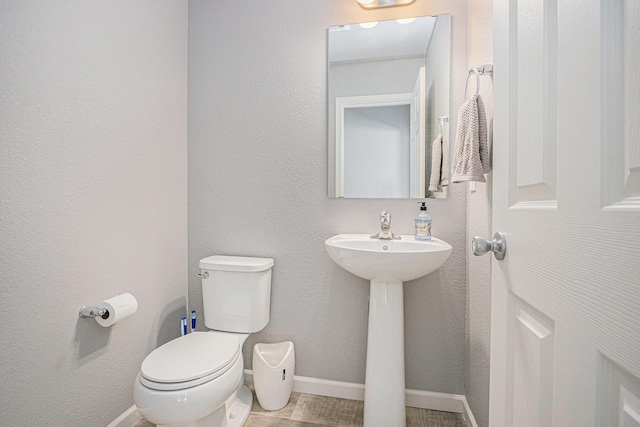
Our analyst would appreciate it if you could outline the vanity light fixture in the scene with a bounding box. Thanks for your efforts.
[396,17,416,24]
[356,0,416,10]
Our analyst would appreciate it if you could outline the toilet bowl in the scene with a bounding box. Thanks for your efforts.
[134,332,250,427]
[133,255,274,427]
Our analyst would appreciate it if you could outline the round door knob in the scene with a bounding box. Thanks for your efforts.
[471,232,507,260]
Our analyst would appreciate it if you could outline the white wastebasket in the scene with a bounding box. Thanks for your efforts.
[252,341,295,410]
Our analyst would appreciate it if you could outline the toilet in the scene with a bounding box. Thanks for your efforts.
[134,255,274,427]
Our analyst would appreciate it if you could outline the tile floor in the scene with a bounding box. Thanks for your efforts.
[134,391,466,427]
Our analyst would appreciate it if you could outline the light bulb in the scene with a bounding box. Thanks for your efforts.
[359,21,379,29]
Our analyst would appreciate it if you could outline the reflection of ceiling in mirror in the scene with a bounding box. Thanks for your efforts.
[328,16,437,64]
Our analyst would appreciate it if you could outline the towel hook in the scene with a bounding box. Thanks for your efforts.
[437,116,449,135]
[465,67,480,101]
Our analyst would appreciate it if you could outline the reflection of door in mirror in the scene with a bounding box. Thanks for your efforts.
[409,67,426,198]
[336,70,427,199]
[327,14,450,199]
[344,105,410,198]
[335,93,412,198]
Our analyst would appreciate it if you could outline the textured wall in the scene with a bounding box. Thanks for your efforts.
[0,1,188,425]
[188,0,468,394]
[465,0,494,426]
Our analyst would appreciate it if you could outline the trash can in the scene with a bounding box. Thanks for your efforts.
[252,341,295,410]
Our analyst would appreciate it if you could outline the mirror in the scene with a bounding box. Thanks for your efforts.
[327,14,451,199]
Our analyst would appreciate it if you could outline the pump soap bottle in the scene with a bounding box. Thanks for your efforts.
[414,202,432,241]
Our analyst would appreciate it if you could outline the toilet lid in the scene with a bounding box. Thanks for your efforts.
[141,332,239,384]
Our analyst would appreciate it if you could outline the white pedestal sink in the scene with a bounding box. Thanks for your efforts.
[325,234,452,427]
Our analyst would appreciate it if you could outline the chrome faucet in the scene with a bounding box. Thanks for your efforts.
[371,211,401,240]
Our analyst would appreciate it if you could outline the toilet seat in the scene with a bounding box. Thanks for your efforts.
[139,331,240,391]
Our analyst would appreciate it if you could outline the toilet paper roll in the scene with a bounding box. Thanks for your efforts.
[95,293,138,327]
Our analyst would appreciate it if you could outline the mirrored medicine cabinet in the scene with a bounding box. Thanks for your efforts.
[327,14,451,199]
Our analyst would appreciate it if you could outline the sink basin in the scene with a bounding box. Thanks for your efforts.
[325,234,452,282]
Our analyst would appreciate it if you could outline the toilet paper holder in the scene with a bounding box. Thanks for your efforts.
[78,293,138,326]
[79,305,108,319]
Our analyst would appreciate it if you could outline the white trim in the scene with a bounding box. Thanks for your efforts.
[405,388,464,413]
[112,374,478,427]
[461,395,479,427]
[106,405,142,427]
[335,97,345,198]
[292,375,365,401]
[335,93,413,112]
[244,370,476,420]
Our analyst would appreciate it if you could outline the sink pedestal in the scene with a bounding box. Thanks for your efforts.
[324,234,452,427]
[364,280,406,427]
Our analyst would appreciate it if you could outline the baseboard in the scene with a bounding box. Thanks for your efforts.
[244,369,477,421]
[107,404,142,427]
[461,396,479,427]
[293,374,366,401]
[111,373,478,427]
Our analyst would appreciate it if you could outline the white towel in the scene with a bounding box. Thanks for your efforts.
[451,94,490,183]
[428,133,450,192]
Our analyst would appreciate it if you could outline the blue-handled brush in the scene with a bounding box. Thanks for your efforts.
[181,317,187,336]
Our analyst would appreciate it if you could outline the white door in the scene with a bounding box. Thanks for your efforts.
[409,67,426,198]
[490,1,640,426]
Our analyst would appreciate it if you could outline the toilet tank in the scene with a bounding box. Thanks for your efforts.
[199,255,274,333]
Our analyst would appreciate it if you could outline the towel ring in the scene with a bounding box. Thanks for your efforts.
[465,67,480,100]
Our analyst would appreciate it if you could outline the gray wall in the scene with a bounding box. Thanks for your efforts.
[465,0,494,425]
[0,1,494,424]
[188,0,469,394]
[0,1,188,425]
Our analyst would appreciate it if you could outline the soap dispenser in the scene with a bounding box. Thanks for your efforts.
[414,202,432,241]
